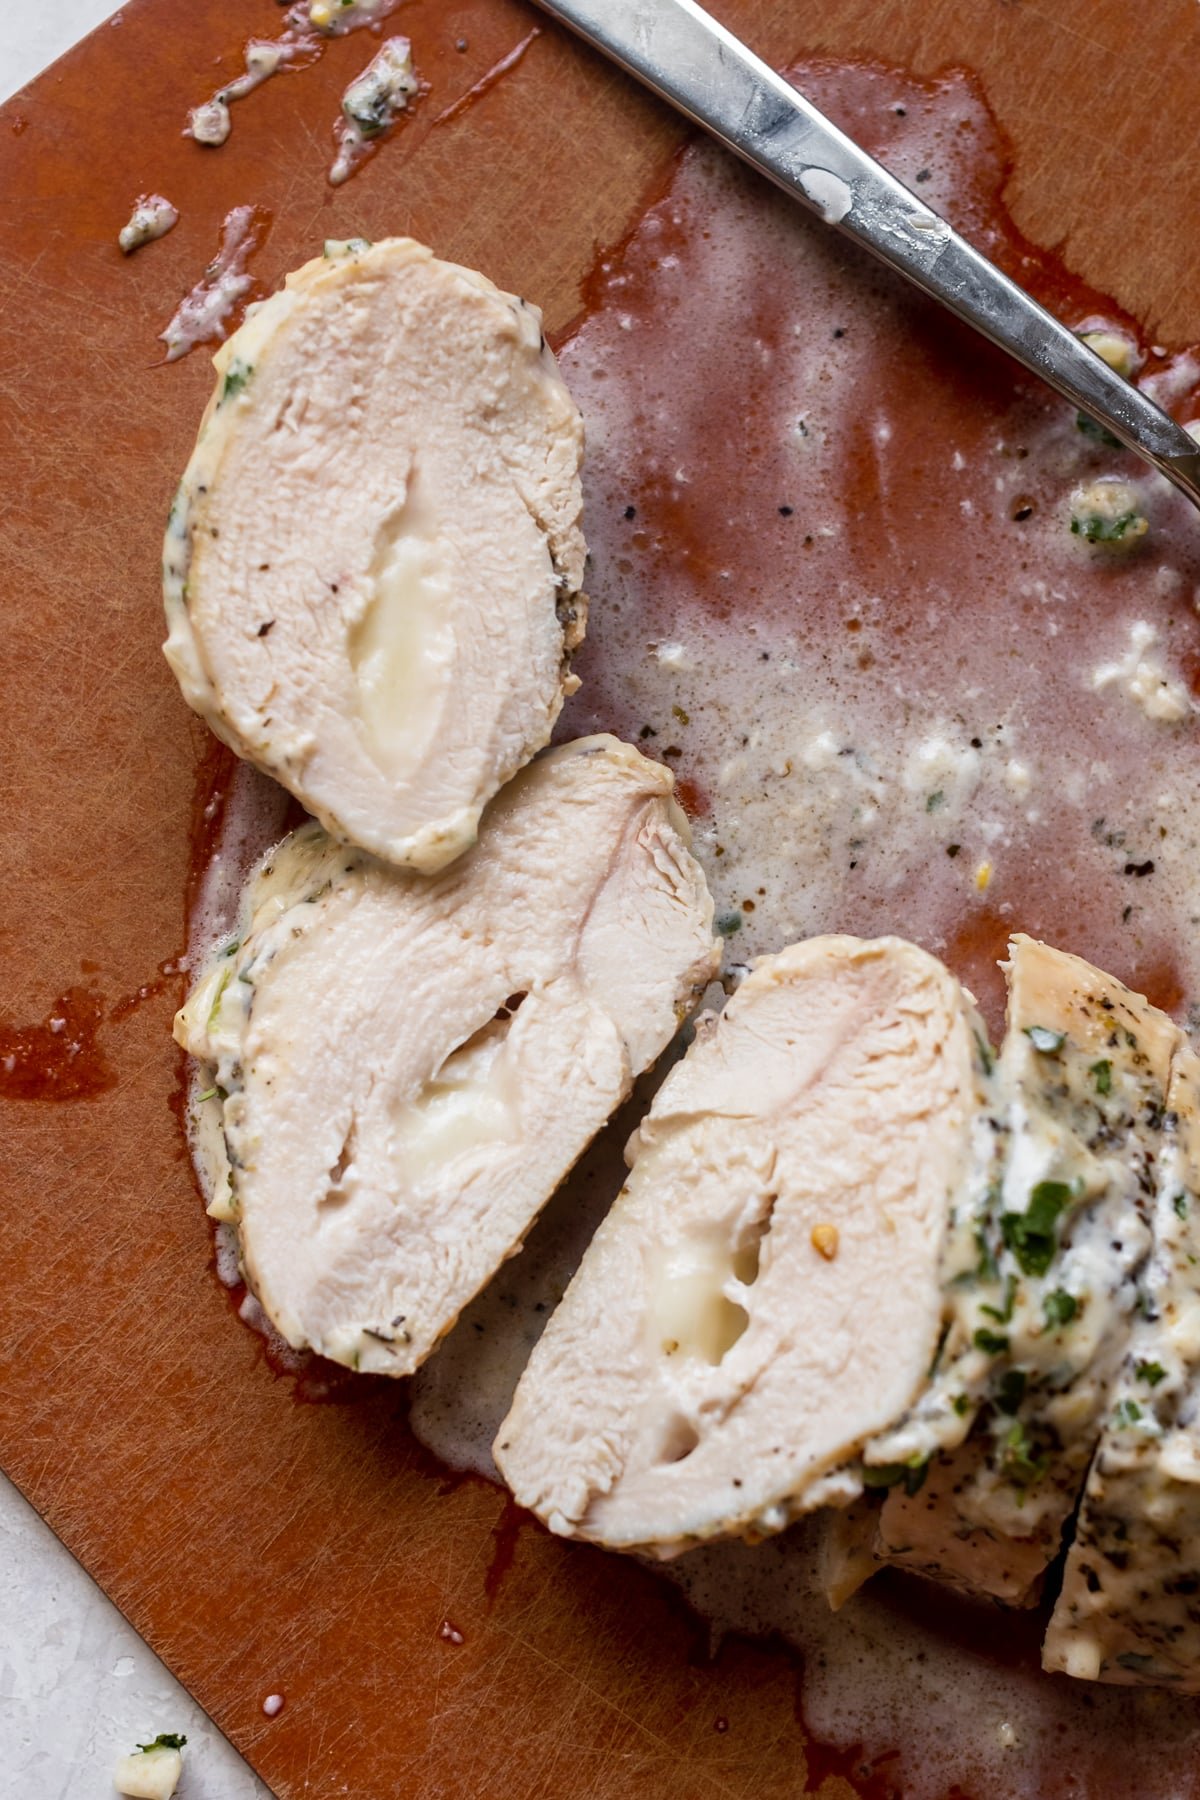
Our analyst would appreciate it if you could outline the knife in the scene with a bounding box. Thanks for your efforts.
[531,0,1200,512]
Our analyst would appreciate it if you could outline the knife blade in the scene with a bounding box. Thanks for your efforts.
[532,0,1200,511]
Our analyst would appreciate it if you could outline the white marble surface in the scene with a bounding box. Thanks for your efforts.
[2,10,274,1799]
[1,0,127,103]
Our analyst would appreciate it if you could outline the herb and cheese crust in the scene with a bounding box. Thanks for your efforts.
[871,937,1179,1605]
[164,236,587,875]
[494,936,994,1556]
[1044,1042,1200,1687]
[175,737,719,1376]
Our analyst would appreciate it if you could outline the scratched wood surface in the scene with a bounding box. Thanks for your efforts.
[4,3,1200,1796]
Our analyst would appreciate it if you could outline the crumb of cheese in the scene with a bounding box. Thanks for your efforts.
[1080,329,1140,380]
[975,860,992,892]
[1092,621,1191,725]
[114,1741,184,1800]
[1069,479,1149,547]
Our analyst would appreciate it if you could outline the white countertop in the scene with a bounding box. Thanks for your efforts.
[2,9,273,1798]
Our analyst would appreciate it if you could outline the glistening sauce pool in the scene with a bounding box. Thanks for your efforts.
[557,59,1200,1039]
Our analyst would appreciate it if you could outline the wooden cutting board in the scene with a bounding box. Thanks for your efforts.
[5,3,1200,1795]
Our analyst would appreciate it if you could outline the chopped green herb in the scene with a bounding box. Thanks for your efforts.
[902,1458,929,1497]
[1090,1059,1112,1096]
[999,1419,1046,1487]
[1114,1398,1143,1427]
[970,1223,999,1284]
[1075,411,1123,449]
[1043,1288,1077,1328]
[974,1031,995,1077]
[715,911,743,937]
[981,1274,1017,1325]
[206,965,233,1032]
[996,1368,1027,1414]
[1071,510,1141,543]
[136,1734,187,1753]
[1174,1192,1190,1220]
[221,361,252,402]
[1136,1360,1167,1387]
[1024,1025,1065,1054]
[862,1458,929,1496]
[1001,1180,1071,1277]
[860,1462,902,1488]
[952,1392,970,1416]
[1116,1651,1156,1673]
[926,789,945,813]
[195,1087,217,1104]
[974,1326,1010,1356]
[345,76,401,136]
[671,704,690,726]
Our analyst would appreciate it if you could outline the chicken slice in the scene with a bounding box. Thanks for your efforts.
[175,736,719,1375]
[1044,1042,1200,1686]
[873,937,1179,1604]
[164,237,586,874]
[493,936,993,1555]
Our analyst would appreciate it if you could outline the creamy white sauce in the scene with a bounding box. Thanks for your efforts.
[159,206,266,363]
[329,35,418,185]
[349,463,459,776]
[184,0,407,147]
[556,68,1200,1037]
[118,193,178,254]
[186,97,231,146]
[186,38,310,146]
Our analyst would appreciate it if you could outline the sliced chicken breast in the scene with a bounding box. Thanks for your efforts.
[175,736,719,1375]
[494,936,994,1555]
[873,937,1178,1604]
[164,237,586,874]
[1044,1043,1200,1686]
